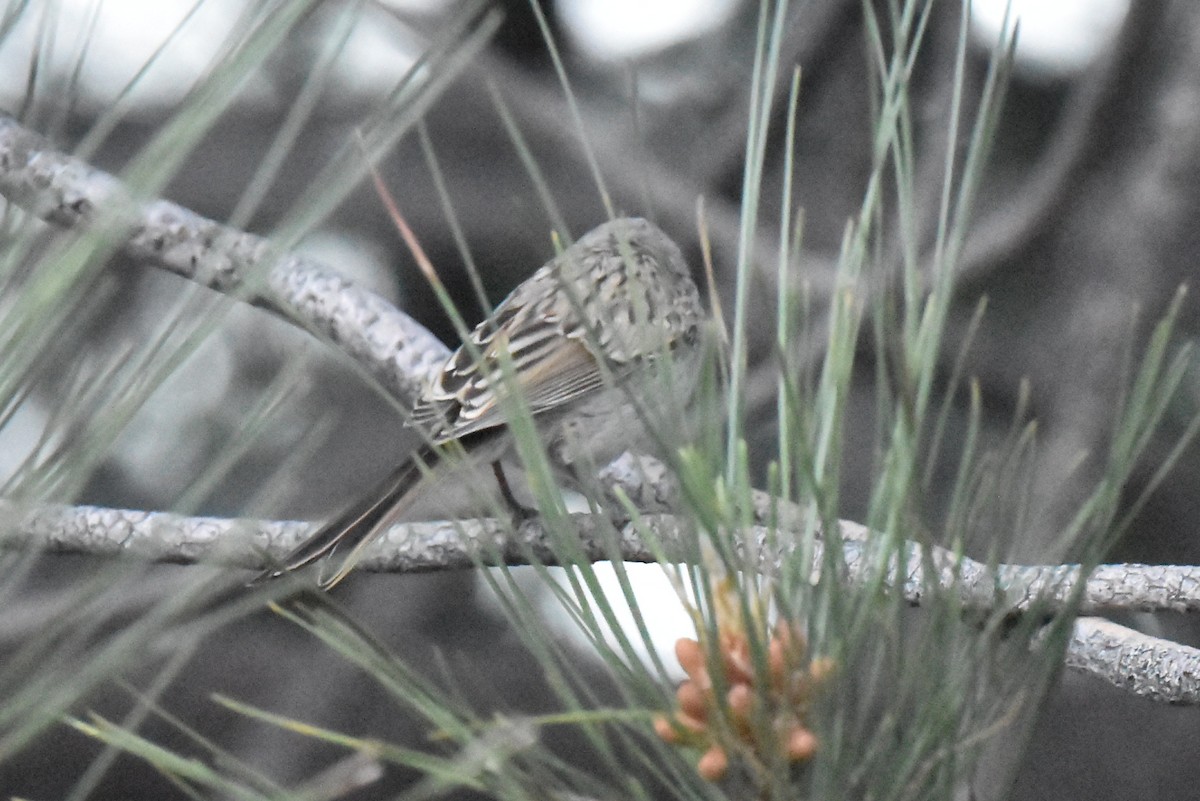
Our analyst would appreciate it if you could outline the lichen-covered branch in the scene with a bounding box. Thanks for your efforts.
[0,114,449,408]
[1068,617,1200,704]
[5,500,1200,703]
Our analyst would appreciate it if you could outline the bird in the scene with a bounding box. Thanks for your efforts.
[261,217,710,588]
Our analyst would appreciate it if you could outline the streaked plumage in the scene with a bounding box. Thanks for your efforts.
[262,217,707,588]
[411,217,703,445]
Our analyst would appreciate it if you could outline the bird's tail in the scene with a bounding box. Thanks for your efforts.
[256,443,440,589]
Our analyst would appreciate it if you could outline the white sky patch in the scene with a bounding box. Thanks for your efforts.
[375,0,455,15]
[0,0,259,109]
[0,1,424,113]
[0,398,52,489]
[558,0,739,60]
[971,0,1129,78]
[487,562,697,682]
[328,7,424,97]
[562,562,696,680]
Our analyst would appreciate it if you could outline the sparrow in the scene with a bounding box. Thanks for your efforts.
[262,217,709,588]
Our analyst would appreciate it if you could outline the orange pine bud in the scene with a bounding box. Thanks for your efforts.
[721,633,753,684]
[768,637,787,684]
[653,715,680,743]
[785,726,818,762]
[677,680,709,720]
[675,638,707,683]
[726,682,754,726]
[697,744,729,781]
[808,657,837,684]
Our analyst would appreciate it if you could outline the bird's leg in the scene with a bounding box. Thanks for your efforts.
[491,461,539,523]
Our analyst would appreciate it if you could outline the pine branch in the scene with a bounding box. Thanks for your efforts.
[1068,618,1200,704]
[8,498,1200,617]
[4,499,1200,702]
[0,113,449,409]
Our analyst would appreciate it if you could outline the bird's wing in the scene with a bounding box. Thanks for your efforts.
[409,279,620,442]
